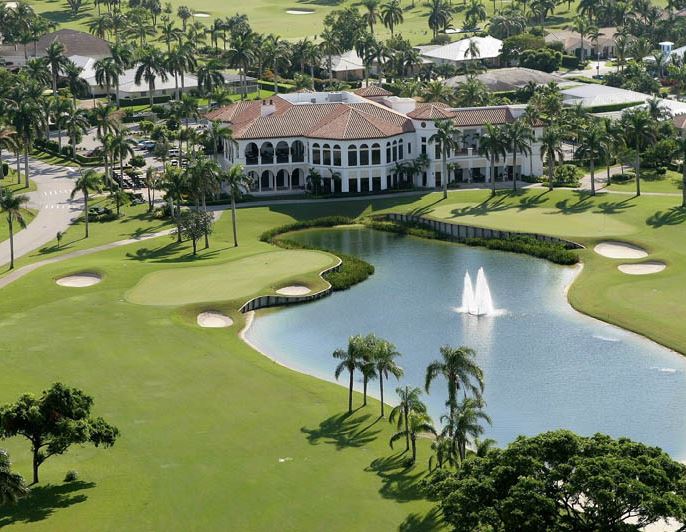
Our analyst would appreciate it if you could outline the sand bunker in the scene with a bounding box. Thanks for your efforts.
[193,12,210,17]
[55,273,101,287]
[276,285,311,296]
[594,241,648,259]
[197,311,233,328]
[286,9,314,14]
[618,262,666,275]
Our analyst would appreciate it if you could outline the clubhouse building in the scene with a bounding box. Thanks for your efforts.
[206,87,545,195]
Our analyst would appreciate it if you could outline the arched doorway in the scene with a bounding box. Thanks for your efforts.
[260,170,274,191]
[276,169,289,189]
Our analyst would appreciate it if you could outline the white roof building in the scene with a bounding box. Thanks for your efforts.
[561,84,651,108]
[419,36,503,65]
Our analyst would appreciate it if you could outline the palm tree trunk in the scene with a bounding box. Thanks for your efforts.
[635,140,641,197]
[548,154,554,191]
[0,147,4,179]
[411,434,417,463]
[15,149,20,184]
[231,193,238,246]
[403,406,410,451]
[8,217,14,269]
[682,148,686,208]
[202,192,209,248]
[512,150,518,191]
[590,157,595,195]
[379,374,384,417]
[24,142,30,188]
[491,156,496,196]
[84,192,89,237]
[149,80,154,108]
[347,369,353,413]
[442,148,448,199]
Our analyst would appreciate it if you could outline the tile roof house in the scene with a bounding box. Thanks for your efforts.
[418,36,503,66]
[207,91,544,195]
[0,29,110,66]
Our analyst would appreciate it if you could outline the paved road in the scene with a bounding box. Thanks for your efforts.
[0,157,82,268]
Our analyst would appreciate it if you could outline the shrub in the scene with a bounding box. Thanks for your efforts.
[553,164,581,187]
[64,470,79,482]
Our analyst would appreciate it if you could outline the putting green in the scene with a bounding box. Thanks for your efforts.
[126,249,336,306]
[429,202,635,237]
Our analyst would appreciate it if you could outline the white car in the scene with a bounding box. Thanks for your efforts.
[137,140,156,150]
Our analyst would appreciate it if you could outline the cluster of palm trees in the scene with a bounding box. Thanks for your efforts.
[333,337,491,467]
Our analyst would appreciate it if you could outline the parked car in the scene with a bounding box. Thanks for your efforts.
[138,140,156,151]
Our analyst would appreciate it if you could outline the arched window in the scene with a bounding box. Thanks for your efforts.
[371,143,381,165]
[312,143,321,165]
[245,143,259,165]
[260,142,274,164]
[276,169,289,189]
[275,141,289,164]
[333,145,341,166]
[292,168,303,188]
[260,170,274,190]
[386,142,391,163]
[359,144,369,166]
[322,143,332,166]
[348,145,358,166]
[399,139,404,160]
[291,140,305,163]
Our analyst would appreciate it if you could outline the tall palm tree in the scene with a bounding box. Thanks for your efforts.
[110,131,135,188]
[205,120,235,159]
[676,134,686,209]
[166,43,197,100]
[362,0,381,34]
[45,41,68,96]
[429,120,461,199]
[94,57,123,105]
[177,5,192,31]
[63,104,89,157]
[421,80,453,104]
[92,103,120,141]
[318,29,342,84]
[63,60,88,104]
[540,126,564,192]
[572,15,591,62]
[219,164,252,247]
[373,338,403,417]
[224,33,255,98]
[0,450,29,505]
[575,121,608,195]
[161,164,187,242]
[504,120,534,191]
[381,0,404,36]
[333,335,366,414]
[389,411,436,464]
[110,42,134,106]
[51,96,72,150]
[12,98,44,188]
[479,123,508,196]
[196,59,225,97]
[389,386,427,451]
[134,46,168,108]
[70,169,103,238]
[158,20,183,52]
[425,345,484,426]
[426,0,452,40]
[621,108,655,197]
[0,190,29,269]
[440,397,491,461]
[0,125,17,180]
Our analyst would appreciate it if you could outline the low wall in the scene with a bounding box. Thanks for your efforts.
[386,213,584,250]
[239,260,342,313]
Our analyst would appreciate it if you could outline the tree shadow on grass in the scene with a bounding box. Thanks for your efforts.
[646,207,686,228]
[126,242,226,263]
[365,452,427,503]
[594,197,636,215]
[555,193,594,215]
[448,195,512,218]
[399,507,443,532]
[0,481,95,527]
[517,190,549,211]
[301,410,381,450]
[408,197,446,217]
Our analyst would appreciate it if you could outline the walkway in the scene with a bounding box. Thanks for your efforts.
[0,157,82,267]
[577,165,683,197]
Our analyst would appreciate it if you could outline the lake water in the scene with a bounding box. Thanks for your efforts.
[245,227,686,459]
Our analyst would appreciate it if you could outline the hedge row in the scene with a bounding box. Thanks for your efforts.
[260,216,375,291]
[364,219,579,265]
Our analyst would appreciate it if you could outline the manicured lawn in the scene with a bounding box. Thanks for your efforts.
[607,170,685,194]
[0,174,38,194]
[126,249,336,305]
[0,186,684,530]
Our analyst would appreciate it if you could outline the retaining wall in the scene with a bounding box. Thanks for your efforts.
[386,213,584,250]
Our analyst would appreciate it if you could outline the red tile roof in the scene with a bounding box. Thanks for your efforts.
[451,107,514,126]
[354,85,393,97]
[407,103,456,120]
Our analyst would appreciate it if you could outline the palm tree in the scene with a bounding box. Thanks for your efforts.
[196,59,225,97]
[161,164,187,242]
[319,29,342,84]
[220,164,252,247]
[373,338,403,417]
[0,125,17,181]
[110,131,135,188]
[362,0,381,35]
[430,120,461,199]
[71,169,103,238]
[63,104,89,158]
[0,450,29,505]
[224,33,255,98]
[425,345,484,426]
[455,76,490,106]
[158,20,183,52]
[205,120,235,159]
[166,43,197,101]
[621,109,655,197]
[110,42,134,105]
[45,41,68,95]
[540,126,564,192]
[92,103,120,141]
[464,0,487,31]
[429,434,457,471]
[504,120,534,191]
[177,5,192,31]
[440,397,491,461]
[135,46,168,108]
[333,335,366,414]
[572,15,591,62]
[359,348,377,407]
[0,190,29,269]
[12,98,43,189]
[389,386,427,452]
[676,134,686,209]
[426,0,452,40]
[575,121,607,195]
[94,57,123,105]
[381,0,404,36]
[143,166,160,212]
[389,411,436,464]
[421,80,453,104]
[479,123,508,196]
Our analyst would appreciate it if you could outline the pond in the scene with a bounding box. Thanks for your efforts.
[245,227,686,459]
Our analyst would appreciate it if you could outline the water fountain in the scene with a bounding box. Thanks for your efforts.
[460,267,496,316]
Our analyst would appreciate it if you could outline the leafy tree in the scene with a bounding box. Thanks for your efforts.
[520,48,563,73]
[0,189,28,269]
[389,386,427,452]
[323,8,367,51]
[333,335,366,413]
[0,383,119,484]
[425,346,484,425]
[501,33,545,66]
[178,210,214,254]
[424,430,686,531]
[0,450,28,506]
[71,169,104,238]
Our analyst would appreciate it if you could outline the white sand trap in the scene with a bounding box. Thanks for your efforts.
[286,9,314,14]
[618,261,666,275]
[276,285,311,296]
[193,12,210,17]
[594,241,648,259]
[56,273,101,287]
[197,311,233,328]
